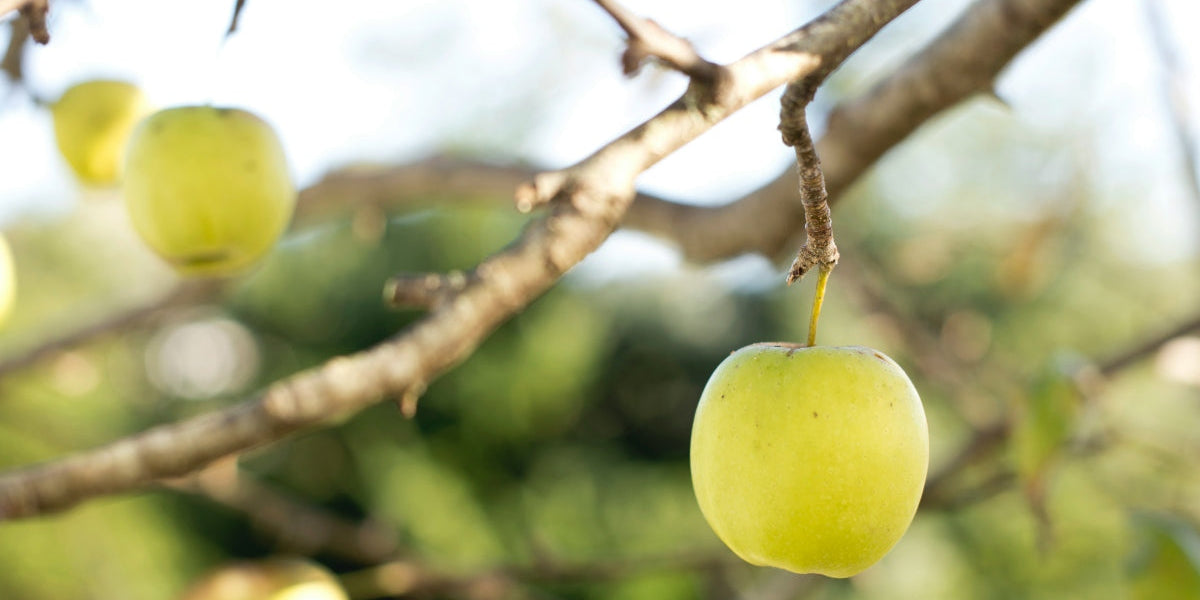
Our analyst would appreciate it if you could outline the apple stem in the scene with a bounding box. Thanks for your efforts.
[807,264,832,347]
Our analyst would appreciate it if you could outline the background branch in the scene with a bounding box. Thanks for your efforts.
[225,0,247,37]
[165,458,399,565]
[340,551,735,600]
[2,17,29,82]
[1144,0,1200,209]
[0,280,225,379]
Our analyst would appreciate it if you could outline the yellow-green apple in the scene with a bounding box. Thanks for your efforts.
[123,106,295,276]
[51,79,148,185]
[179,558,348,600]
[0,236,14,327]
[690,343,928,577]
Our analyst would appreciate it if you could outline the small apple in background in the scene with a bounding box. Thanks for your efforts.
[122,106,296,277]
[51,79,149,185]
[179,558,348,600]
[0,236,15,328]
[690,343,928,578]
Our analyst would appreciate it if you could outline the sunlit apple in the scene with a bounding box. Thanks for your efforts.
[51,79,148,185]
[180,558,348,600]
[0,236,14,328]
[690,343,928,578]
[123,106,295,276]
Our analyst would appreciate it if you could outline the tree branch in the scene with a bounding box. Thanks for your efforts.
[2,17,30,83]
[1097,312,1200,377]
[340,551,734,600]
[0,280,225,380]
[1143,0,1200,211]
[0,0,49,44]
[591,0,722,82]
[0,0,919,520]
[165,458,399,565]
[277,0,1086,265]
[225,0,247,37]
[779,100,838,284]
[627,0,1084,262]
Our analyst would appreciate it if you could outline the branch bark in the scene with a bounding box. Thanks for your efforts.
[0,0,919,520]
[0,0,49,44]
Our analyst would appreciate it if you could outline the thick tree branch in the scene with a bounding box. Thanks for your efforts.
[384,271,473,310]
[0,0,918,519]
[2,18,29,83]
[0,0,49,44]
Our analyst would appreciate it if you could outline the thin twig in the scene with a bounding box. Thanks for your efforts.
[340,551,734,600]
[1144,0,1200,210]
[165,458,399,565]
[779,98,839,284]
[0,0,920,520]
[1097,312,1200,377]
[0,280,225,380]
[921,421,1010,509]
[591,0,721,82]
[225,0,247,37]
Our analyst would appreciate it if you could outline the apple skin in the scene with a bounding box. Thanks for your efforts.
[179,558,348,600]
[52,80,149,185]
[123,106,295,276]
[690,343,928,578]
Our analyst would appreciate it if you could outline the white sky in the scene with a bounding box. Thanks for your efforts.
[1,0,1199,273]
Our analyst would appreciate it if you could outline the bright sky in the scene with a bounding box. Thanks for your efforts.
[1,0,1199,273]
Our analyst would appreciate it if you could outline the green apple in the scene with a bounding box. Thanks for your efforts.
[180,558,349,600]
[690,343,928,578]
[0,236,14,327]
[123,106,295,276]
[51,79,149,185]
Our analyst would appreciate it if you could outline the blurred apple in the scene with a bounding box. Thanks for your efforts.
[51,79,149,185]
[179,558,348,600]
[691,343,928,578]
[123,106,295,276]
[0,236,14,327]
